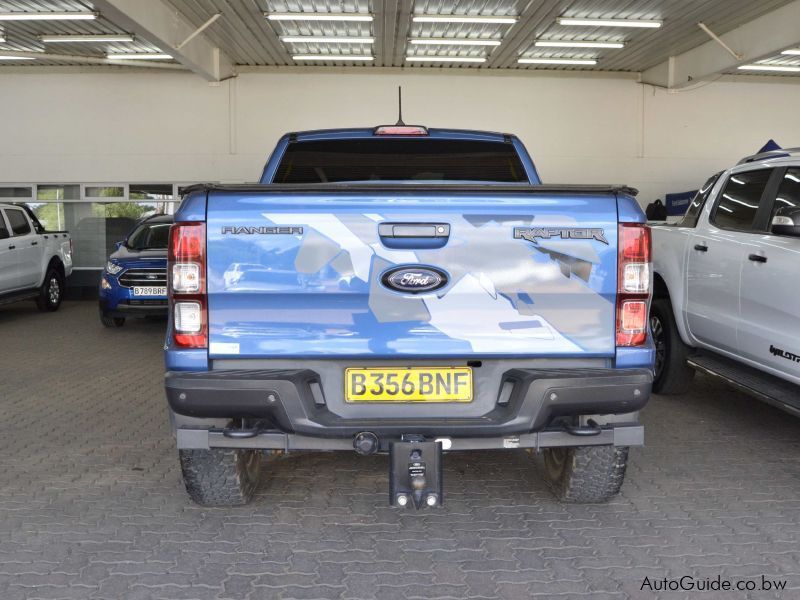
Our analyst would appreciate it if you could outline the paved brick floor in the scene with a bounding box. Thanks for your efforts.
[1,301,800,600]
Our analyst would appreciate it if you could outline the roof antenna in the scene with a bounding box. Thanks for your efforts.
[395,86,405,126]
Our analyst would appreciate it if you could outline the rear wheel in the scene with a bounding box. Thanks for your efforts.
[650,297,694,395]
[35,266,63,312]
[179,448,262,506]
[100,312,125,327]
[544,445,628,503]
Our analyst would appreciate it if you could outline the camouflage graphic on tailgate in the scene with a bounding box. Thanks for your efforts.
[207,201,617,357]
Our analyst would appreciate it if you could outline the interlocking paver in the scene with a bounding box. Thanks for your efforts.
[2,301,800,599]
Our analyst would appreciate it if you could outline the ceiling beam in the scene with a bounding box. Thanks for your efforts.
[486,0,562,69]
[390,2,413,67]
[641,0,800,88]
[92,0,234,81]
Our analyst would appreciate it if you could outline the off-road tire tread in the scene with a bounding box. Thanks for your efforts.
[546,445,629,503]
[179,448,261,506]
[651,297,694,395]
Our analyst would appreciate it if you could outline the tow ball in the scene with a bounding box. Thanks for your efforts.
[389,436,443,509]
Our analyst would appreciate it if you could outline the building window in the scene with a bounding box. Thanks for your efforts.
[0,186,34,200]
[84,185,125,199]
[37,184,80,201]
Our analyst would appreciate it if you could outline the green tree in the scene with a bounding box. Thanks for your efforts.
[94,203,153,220]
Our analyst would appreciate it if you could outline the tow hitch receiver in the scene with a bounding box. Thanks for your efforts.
[389,437,442,509]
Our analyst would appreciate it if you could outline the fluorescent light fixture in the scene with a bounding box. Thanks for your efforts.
[518,58,597,65]
[292,55,374,61]
[535,40,624,49]
[40,34,135,43]
[266,13,373,22]
[781,49,800,55]
[412,15,518,25]
[281,36,374,44]
[0,55,35,60]
[406,56,486,63]
[0,11,97,21]
[557,17,661,28]
[107,53,172,60]
[409,38,501,46]
[738,64,800,72]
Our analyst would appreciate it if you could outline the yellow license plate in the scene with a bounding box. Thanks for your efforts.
[345,367,473,402]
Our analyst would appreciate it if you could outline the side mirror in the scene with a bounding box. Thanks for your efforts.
[115,240,124,250]
[771,207,800,237]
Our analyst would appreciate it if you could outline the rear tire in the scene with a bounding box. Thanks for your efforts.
[100,312,125,327]
[544,445,628,503]
[179,448,262,506]
[35,266,63,312]
[650,297,694,395]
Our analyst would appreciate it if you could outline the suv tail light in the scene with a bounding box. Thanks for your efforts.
[616,224,651,346]
[168,222,207,348]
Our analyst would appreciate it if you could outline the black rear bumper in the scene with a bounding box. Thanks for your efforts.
[165,367,651,438]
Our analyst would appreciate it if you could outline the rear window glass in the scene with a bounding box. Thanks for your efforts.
[274,139,528,183]
[679,172,721,228]
[5,209,31,236]
[126,221,171,250]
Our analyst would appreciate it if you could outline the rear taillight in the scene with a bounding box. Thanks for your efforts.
[168,222,207,348]
[616,224,651,346]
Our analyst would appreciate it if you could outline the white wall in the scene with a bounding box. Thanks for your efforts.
[2,67,800,205]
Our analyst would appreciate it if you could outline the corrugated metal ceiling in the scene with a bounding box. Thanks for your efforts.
[0,0,797,75]
[0,0,164,65]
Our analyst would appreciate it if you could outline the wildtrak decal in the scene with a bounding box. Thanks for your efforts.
[770,344,800,364]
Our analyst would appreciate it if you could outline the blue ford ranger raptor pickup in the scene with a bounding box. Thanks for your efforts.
[164,125,654,508]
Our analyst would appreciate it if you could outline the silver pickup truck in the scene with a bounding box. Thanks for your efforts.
[0,203,73,312]
[651,148,800,416]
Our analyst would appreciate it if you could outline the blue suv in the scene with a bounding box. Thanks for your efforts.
[99,214,172,327]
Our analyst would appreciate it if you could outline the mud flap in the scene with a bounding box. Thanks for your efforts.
[389,438,443,509]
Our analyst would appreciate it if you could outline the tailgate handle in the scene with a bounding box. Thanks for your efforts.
[378,223,450,249]
[378,223,450,238]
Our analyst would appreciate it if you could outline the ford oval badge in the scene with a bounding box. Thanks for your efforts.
[382,265,448,294]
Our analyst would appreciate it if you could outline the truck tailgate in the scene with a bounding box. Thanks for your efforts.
[205,189,618,358]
